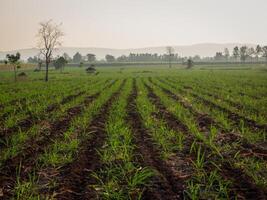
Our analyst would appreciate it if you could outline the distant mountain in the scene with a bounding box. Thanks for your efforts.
[0,43,257,61]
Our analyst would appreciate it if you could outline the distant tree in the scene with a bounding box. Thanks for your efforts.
[214,52,224,61]
[73,52,82,63]
[240,46,248,62]
[166,46,174,68]
[87,53,96,63]
[6,52,21,82]
[117,55,127,62]
[255,45,262,62]
[63,52,71,62]
[37,20,64,82]
[224,48,230,60]
[113,52,184,63]
[54,56,67,72]
[247,47,255,62]
[186,59,194,69]
[37,58,43,70]
[27,56,38,63]
[35,53,43,71]
[27,57,32,63]
[233,46,239,61]
[105,54,115,63]
[192,55,201,62]
[262,46,267,65]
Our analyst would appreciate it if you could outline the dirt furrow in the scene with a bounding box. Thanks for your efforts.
[150,78,219,131]
[0,87,81,123]
[0,90,86,144]
[0,80,112,147]
[46,80,106,113]
[144,82,192,140]
[126,79,185,200]
[160,78,267,132]
[0,90,104,199]
[202,90,260,115]
[146,79,267,199]
[46,90,85,112]
[54,80,126,200]
[152,79,267,160]
[178,82,261,115]
[221,162,267,199]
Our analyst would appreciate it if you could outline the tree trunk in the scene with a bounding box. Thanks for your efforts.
[45,61,49,82]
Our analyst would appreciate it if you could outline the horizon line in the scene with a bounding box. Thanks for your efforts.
[0,42,263,52]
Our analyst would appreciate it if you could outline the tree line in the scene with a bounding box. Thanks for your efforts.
[26,45,267,64]
[3,19,267,82]
[214,45,267,62]
[27,52,96,64]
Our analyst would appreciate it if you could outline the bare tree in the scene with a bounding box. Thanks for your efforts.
[37,20,64,81]
[166,46,174,68]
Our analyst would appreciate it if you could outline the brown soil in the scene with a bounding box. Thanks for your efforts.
[181,83,261,115]
[46,90,85,112]
[221,162,267,199]
[145,83,188,134]
[0,91,86,145]
[154,78,267,160]
[126,79,186,200]
[162,78,267,132]
[189,90,266,132]
[0,80,114,148]
[145,79,267,199]
[0,90,103,199]
[54,80,125,200]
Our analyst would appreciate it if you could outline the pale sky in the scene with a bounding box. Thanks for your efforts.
[0,0,267,51]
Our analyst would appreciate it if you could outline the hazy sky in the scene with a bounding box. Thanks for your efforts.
[1,0,267,51]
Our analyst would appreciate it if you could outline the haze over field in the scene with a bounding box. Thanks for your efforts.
[1,0,267,52]
[0,43,258,60]
[1,0,267,199]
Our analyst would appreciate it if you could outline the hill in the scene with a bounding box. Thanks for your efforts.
[0,43,256,61]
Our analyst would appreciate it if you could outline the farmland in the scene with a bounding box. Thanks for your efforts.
[0,66,267,200]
